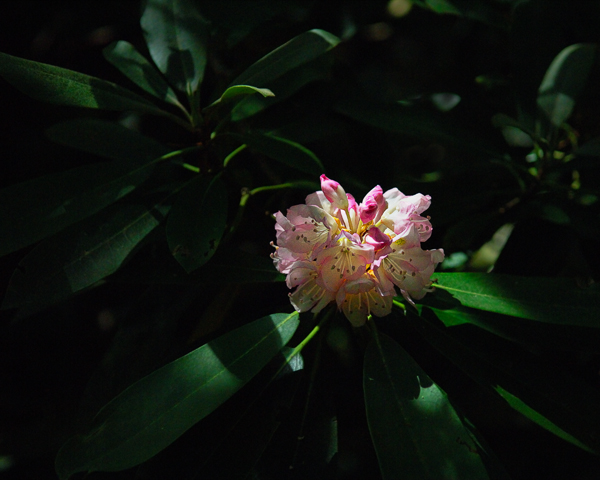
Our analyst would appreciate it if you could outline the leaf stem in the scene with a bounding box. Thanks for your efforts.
[223,144,247,167]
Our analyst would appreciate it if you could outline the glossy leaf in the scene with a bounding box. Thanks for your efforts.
[228,29,339,89]
[0,51,172,117]
[46,118,171,162]
[2,204,168,310]
[226,132,323,176]
[166,174,227,273]
[537,44,596,130]
[103,40,180,106]
[55,311,300,479]
[205,85,274,111]
[364,330,489,480]
[141,0,208,95]
[0,160,158,257]
[417,315,600,454]
[434,272,600,327]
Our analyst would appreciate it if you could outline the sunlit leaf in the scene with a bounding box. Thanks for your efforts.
[537,43,596,131]
[141,0,209,95]
[0,51,174,118]
[225,132,323,176]
[417,315,600,454]
[166,174,227,273]
[205,85,274,111]
[55,311,300,479]
[364,330,490,479]
[434,272,600,327]
[103,40,181,106]
[0,160,159,257]
[2,204,168,310]
[228,29,339,89]
[46,118,171,162]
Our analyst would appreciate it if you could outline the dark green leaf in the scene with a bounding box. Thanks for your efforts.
[166,174,227,273]
[228,29,339,89]
[2,204,167,310]
[416,315,600,454]
[537,44,596,130]
[0,51,173,118]
[0,160,159,257]
[226,132,323,176]
[46,118,171,162]
[55,311,300,479]
[335,99,504,160]
[102,40,180,106]
[140,0,209,95]
[205,85,274,111]
[434,272,600,327]
[364,330,489,480]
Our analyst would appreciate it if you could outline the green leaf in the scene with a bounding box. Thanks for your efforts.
[46,118,171,162]
[225,132,324,176]
[140,0,209,95]
[416,315,600,454]
[55,311,300,479]
[205,85,274,110]
[228,29,339,89]
[335,98,504,160]
[364,330,490,480]
[166,174,227,273]
[537,44,596,131]
[2,204,167,310]
[0,51,174,118]
[434,272,600,327]
[0,160,159,257]
[102,40,181,106]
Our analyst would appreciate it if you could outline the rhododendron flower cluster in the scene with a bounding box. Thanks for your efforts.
[271,175,445,326]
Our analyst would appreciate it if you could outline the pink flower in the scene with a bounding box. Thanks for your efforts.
[272,175,444,325]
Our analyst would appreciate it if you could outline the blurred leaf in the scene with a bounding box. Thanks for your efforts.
[103,40,181,106]
[0,160,158,257]
[412,0,461,14]
[0,52,175,118]
[228,29,339,89]
[226,132,324,176]
[417,315,600,454]
[537,44,596,132]
[55,311,300,478]
[364,330,490,480]
[205,85,274,111]
[2,204,168,310]
[46,118,171,162]
[140,0,209,95]
[336,99,504,159]
[575,137,600,157]
[166,174,227,273]
[434,272,600,327]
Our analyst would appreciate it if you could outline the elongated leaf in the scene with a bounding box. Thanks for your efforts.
[46,118,171,162]
[364,330,489,480]
[228,29,339,89]
[141,0,209,94]
[226,132,323,176]
[537,44,596,130]
[0,52,172,117]
[336,98,504,160]
[205,85,274,111]
[55,311,300,479]
[166,174,227,273]
[0,159,159,257]
[2,204,168,310]
[416,315,600,453]
[103,40,180,106]
[434,272,600,327]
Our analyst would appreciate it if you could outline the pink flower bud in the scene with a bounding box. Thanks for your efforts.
[320,174,349,209]
[359,185,384,223]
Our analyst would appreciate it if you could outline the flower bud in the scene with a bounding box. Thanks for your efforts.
[320,174,349,209]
